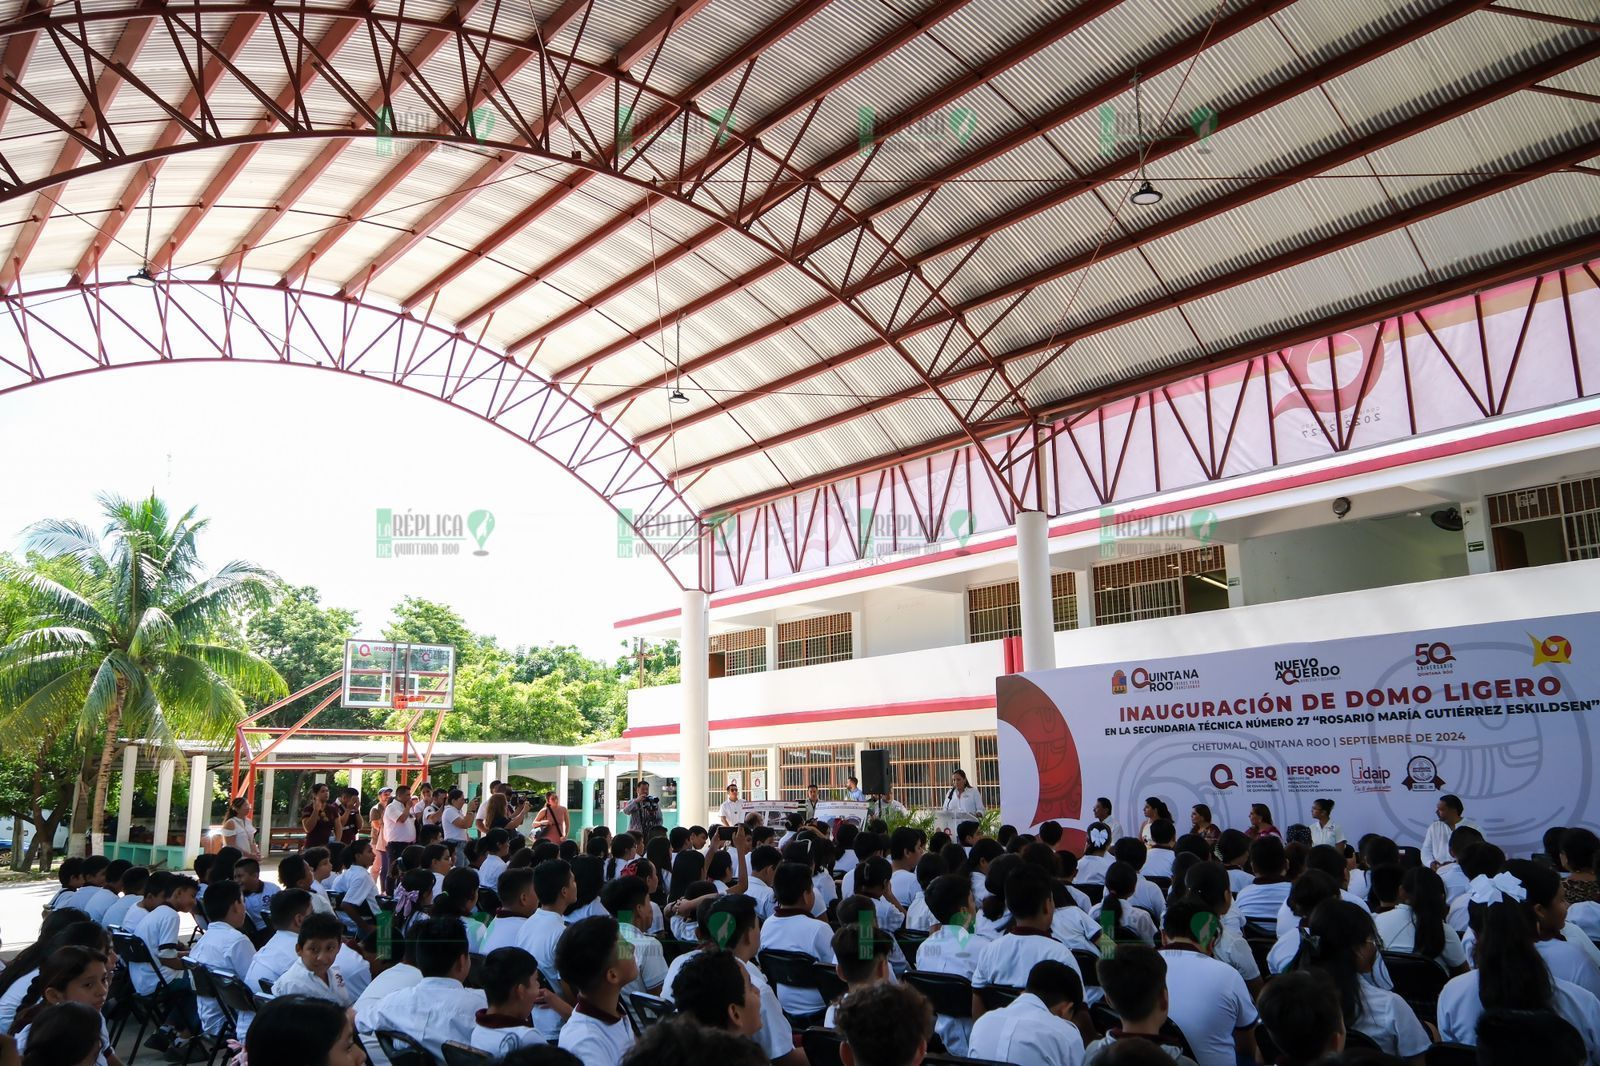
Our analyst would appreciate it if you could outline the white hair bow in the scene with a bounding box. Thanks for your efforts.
[1467,871,1527,905]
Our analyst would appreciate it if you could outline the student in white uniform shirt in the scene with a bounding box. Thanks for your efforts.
[1179,861,1261,992]
[904,855,945,932]
[477,828,512,892]
[1308,798,1347,848]
[516,858,581,1041]
[969,960,1086,1066]
[482,866,539,953]
[102,865,147,931]
[1142,820,1179,880]
[1233,836,1293,923]
[7,947,120,1066]
[1435,825,1482,904]
[834,981,934,1066]
[840,833,884,900]
[45,857,85,913]
[757,862,837,1017]
[1083,945,1200,1065]
[670,949,769,1048]
[824,924,895,1027]
[188,882,258,1038]
[744,846,780,919]
[271,912,353,1006]
[888,827,927,906]
[1252,971,1345,1066]
[1421,793,1478,870]
[469,947,550,1058]
[1156,898,1260,1066]
[602,876,667,995]
[333,839,380,936]
[915,875,985,1055]
[1374,866,1469,974]
[970,865,1084,1021]
[556,916,639,1066]
[241,888,315,1038]
[1505,860,1600,1002]
[1092,862,1159,945]
[365,917,489,1061]
[1266,871,1340,975]
[1077,822,1115,886]
[72,857,119,925]
[231,858,277,934]
[963,839,1004,906]
[1111,838,1168,921]
[1273,845,1372,937]
[1297,900,1432,1061]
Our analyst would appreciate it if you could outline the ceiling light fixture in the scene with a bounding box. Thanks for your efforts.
[128,170,158,287]
[1131,180,1162,206]
[128,267,157,288]
[669,388,689,405]
[1130,74,1162,207]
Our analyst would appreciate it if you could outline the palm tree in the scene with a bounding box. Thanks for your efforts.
[0,494,286,854]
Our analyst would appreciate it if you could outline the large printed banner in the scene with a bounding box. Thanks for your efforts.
[997,613,1600,859]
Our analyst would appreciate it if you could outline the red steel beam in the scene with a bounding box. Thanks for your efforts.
[464,0,984,334]
[70,11,264,283]
[395,0,837,311]
[616,0,1485,427]
[645,17,1573,449]
[0,16,154,291]
[673,132,1600,481]
[0,1,55,135]
[311,0,705,293]
[711,232,1600,517]
[507,0,1125,360]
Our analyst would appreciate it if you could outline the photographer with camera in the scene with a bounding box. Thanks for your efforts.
[623,780,663,836]
[530,790,568,845]
[477,789,530,837]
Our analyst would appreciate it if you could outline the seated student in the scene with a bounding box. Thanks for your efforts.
[1504,859,1600,1000]
[517,858,581,1043]
[46,857,85,912]
[331,840,379,935]
[1216,830,1253,897]
[193,854,216,900]
[1374,866,1468,974]
[915,873,982,1054]
[903,854,945,932]
[671,950,764,1043]
[116,869,165,936]
[1111,838,1168,920]
[889,828,927,903]
[1365,863,1405,916]
[962,840,1004,905]
[271,912,352,1005]
[1294,899,1431,1063]
[470,947,548,1057]
[556,916,640,1066]
[366,917,487,1059]
[435,867,490,953]
[1254,970,1345,1066]
[744,845,780,919]
[1084,945,1197,1065]
[69,857,117,925]
[354,930,424,1050]
[231,858,277,936]
[1077,823,1114,885]
[1267,870,1339,975]
[834,981,932,1066]
[16,1001,108,1066]
[1157,897,1259,1066]
[134,872,202,1054]
[188,880,258,1039]
[757,861,837,1017]
[0,916,102,1037]
[485,867,539,953]
[1233,836,1291,923]
[1348,834,1401,904]
[480,828,513,893]
[1437,825,1482,903]
[422,842,453,897]
[1143,820,1178,879]
[242,888,314,1032]
[827,922,893,1026]
[279,852,334,919]
[1092,862,1159,945]
[956,820,982,853]
[602,876,667,995]
[666,895,803,1066]
[567,856,611,925]
[301,847,337,915]
[855,856,906,933]
[973,854,1020,940]
[102,865,146,930]
[840,833,882,898]
[969,960,1086,1066]
[1452,841,1508,937]
[1178,861,1259,993]
[245,993,367,1066]
[1273,845,1370,938]
[8,946,121,1066]
[1478,1008,1587,1066]
[394,868,435,937]
[971,865,1084,1019]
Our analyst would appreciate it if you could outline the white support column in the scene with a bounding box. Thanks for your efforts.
[1073,569,1095,630]
[764,625,778,673]
[958,735,978,793]
[764,746,780,803]
[1461,499,1495,574]
[497,754,511,786]
[556,762,571,809]
[1222,542,1245,608]
[183,754,209,866]
[482,760,496,793]
[850,610,864,659]
[384,755,397,790]
[602,760,620,830]
[349,766,363,806]
[1016,511,1056,672]
[260,755,275,856]
[681,588,711,829]
[152,758,176,855]
[116,745,138,846]
[459,770,474,801]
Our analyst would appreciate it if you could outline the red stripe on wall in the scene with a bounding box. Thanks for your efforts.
[621,693,997,738]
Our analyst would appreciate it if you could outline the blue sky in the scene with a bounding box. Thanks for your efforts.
[0,361,679,659]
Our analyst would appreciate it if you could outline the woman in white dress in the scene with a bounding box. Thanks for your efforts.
[222,795,259,858]
[941,769,984,825]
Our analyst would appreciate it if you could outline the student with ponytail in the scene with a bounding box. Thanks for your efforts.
[434,867,489,952]
[1077,822,1114,885]
[1293,899,1431,1063]
[395,868,435,935]
[974,855,1019,939]
[1182,860,1261,992]
[1506,859,1600,1000]
[1374,866,1468,974]
[9,946,119,1066]
[1090,861,1156,944]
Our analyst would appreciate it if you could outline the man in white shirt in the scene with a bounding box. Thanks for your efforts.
[1309,798,1346,849]
[382,784,418,892]
[970,960,1086,1066]
[189,881,258,1038]
[441,787,479,865]
[970,866,1084,1015]
[717,782,742,827]
[1421,794,1477,870]
[556,916,639,1066]
[1157,898,1260,1066]
[334,839,380,935]
[366,917,488,1061]
[758,862,837,1016]
[1093,797,1126,845]
[516,858,579,1042]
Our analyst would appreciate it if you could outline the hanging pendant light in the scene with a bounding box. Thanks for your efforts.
[127,170,160,286]
[1131,74,1162,207]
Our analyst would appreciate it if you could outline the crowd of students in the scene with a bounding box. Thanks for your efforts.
[5,783,1600,1066]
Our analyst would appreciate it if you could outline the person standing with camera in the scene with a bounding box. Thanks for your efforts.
[530,790,568,844]
[623,780,662,836]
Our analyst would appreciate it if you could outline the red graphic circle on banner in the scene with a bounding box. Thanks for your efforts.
[997,675,1083,850]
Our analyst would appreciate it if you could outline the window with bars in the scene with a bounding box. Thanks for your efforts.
[864,737,962,811]
[707,749,767,816]
[778,743,856,801]
[966,573,1079,642]
[1488,476,1600,567]
[776,613,853,669]
[974,733,1000,812]
[710,628,768,676]
[1093,545,1226,626]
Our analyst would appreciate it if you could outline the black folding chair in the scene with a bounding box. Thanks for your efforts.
[813,961,848,1004]
[465,952,486,989]
[758,949,827,1027]
[802,1027,845,1066]
[905,970,974,1019]
[209,968,260,1041]
[1073,949,1102,986]
[1383,951,1449,1023]
[976,984,1021,1011]
[895,928,929,968]
[376,1028,439,1066]
[619,991,674,1035]
[441,1042,494,1066]
[924,1055,1012,1066]
[184,962,235,1066]
[658,934,701,962]
[110,929,174,1062]
[1427,1043,1479,1066]
[1146,876,1171,895]
[1078,883,1104,904]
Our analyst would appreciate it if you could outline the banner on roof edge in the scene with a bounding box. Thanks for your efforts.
[996,612,1600,859]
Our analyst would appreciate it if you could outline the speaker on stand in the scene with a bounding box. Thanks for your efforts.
[860,748,890,819]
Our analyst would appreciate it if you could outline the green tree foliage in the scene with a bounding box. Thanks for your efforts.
[246,584,361,726]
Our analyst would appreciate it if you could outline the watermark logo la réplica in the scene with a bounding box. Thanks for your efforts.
[1097,506,1218,560]
[376,508,495,558]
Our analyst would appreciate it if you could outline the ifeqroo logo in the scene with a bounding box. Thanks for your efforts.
[376,508,495,558]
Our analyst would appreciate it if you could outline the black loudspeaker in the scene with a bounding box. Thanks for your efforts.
[860,749,891,795]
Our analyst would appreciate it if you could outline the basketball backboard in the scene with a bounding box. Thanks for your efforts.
[342,639,456,710]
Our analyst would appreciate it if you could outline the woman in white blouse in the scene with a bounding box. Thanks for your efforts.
[941,769,984,822]
[222,795,259,858]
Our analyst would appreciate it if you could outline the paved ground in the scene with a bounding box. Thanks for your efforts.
[0,879,59,960]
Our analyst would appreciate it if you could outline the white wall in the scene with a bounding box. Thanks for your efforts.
[1240,512,1467,606]
[860,584,967,657]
